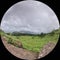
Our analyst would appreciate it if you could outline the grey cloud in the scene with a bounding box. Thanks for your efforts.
[1,1,59,34]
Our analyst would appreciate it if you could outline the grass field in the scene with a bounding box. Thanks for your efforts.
[0,29,60,52]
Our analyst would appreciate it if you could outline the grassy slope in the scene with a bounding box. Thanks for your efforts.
[0,29,60,52]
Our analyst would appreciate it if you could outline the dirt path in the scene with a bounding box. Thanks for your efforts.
[1,37,56,60]
[38,42,56,59]
[1,37,38,60]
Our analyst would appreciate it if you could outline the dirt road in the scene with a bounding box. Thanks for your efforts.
[1,37,56,60]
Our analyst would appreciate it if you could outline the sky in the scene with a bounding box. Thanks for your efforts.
[0,0,59,34]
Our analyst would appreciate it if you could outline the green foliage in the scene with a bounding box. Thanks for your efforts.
[8,38,13,44]
[1,28,60,52]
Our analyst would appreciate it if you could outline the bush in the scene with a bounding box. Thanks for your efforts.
[40,33,45,38]
[49,31,55,36]
[8,38,13,44]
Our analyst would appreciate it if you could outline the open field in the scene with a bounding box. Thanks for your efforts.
[0,28,60,53]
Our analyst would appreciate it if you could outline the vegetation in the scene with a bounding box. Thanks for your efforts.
[0,28,60,52]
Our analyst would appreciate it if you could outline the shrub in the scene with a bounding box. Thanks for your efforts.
[8,38,13,44]
[40,33,45,38]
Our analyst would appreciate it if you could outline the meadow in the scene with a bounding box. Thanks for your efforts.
[0,29,60,53]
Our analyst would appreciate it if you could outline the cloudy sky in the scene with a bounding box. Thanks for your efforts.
[1,0,59,34]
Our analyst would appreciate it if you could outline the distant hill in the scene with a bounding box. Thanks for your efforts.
[5,28,60,36]
[0,29,4,32]
[1,28,60,36]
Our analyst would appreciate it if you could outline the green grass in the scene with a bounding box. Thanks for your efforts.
[0,28,60,52]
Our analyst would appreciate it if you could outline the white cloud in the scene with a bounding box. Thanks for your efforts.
[1,1,59,34]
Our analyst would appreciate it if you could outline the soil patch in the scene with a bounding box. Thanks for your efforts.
[1,37,38,60]
[1,37,56,60]
[38,42,56,59]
